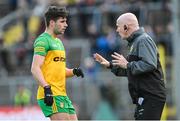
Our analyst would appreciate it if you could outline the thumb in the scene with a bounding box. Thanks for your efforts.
[101,61,108,66]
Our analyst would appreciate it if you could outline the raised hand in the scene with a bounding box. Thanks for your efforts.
[111,52,128,69]
[93,53,110,67]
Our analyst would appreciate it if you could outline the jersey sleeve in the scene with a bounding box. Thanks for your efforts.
[33,37,49,56]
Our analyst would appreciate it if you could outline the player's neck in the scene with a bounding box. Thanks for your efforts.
[45,29,57,38]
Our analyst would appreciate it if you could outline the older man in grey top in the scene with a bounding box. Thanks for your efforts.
[94,13,166,120]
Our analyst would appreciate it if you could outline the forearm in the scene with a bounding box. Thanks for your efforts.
[127,60,156,75]
[111,66,127,76]
[66,68,74,78]
[31,67,48,87]
[107,62,127,76]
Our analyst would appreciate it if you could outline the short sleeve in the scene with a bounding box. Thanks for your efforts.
[33,38,49,56]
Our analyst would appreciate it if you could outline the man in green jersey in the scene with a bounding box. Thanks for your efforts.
[31,6,84,120]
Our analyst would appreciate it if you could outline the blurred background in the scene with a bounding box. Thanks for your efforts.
[0,0,180,120]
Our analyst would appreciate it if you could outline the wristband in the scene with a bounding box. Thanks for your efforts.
[107,61,113,69]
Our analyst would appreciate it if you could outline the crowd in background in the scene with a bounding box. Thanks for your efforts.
[0,0,173,76]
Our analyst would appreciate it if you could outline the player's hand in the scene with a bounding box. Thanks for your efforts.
[93,53,110,68]
[73,68,84,78]
[44,85,53,106]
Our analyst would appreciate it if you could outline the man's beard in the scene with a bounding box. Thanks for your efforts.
[54,28,62,35]
[54,25,62,35]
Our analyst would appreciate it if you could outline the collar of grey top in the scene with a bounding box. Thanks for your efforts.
[126,27,145,44]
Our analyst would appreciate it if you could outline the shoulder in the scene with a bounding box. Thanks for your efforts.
[34,33,50,47]
[138,34,157,52]
[137,33,155,45]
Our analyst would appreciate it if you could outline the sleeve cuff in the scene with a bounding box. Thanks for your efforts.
[107,61,113,69]
[127,62,131,69]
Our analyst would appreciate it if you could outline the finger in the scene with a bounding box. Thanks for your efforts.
[101,62,108,65]
[94,53,101,58]
[112,62,120,66]
[96,54,104,60]
[114,52,122,58]
[95,58,102,63]
[95,53,101,57]
[119,54,125,60]
[112,60,120,63]
[95,53,107,63]
[111,54,120,60]
[93,53,100,59]
[93,54,101,62]
[93,53,99,60]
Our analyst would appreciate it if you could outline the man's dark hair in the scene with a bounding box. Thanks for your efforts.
[44,6,68,27]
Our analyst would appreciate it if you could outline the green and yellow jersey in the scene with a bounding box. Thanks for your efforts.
[33,32,67,99]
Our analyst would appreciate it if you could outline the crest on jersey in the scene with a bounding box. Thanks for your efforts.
[130,45,134,52]
[60,102,64,108]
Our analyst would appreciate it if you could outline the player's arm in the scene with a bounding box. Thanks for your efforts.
[31,38,53,106]
[31,55,53,106]
[31,37,49,87]
[66,67,84,78]
[66,68,74,78]
[31,55,48,87]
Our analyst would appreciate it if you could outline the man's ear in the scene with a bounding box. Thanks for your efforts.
[50,20,55,26]
[124,25,128,32]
